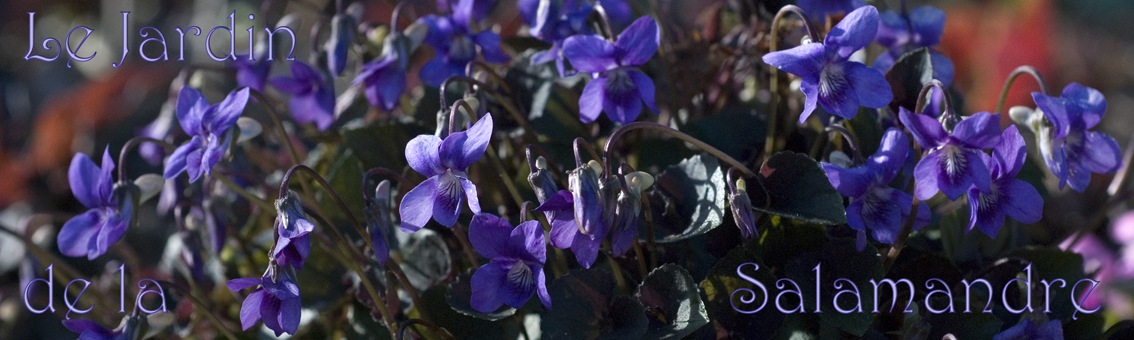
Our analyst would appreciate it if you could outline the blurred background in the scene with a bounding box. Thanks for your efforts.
[2,0,1134,338]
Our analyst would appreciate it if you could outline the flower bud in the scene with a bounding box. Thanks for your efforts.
[365,180,392,265]
[569,160,605,235]
[326,14,357,77]
[729,178,758,239]
[610,171,653,256]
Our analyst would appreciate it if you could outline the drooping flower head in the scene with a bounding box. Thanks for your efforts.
[797,0,866,21]
[416,0,511,86]
[729,177,758,239]
[273,192,315,269]
[610,170,653,257]
[468,213,551,312]
[529,0,594,77]
[562,16,660,123]
[399,114,493,232]
[364,180,393,265]
[1030,83,1122,192]
[227,267,303,336]
[164,87,250,183]
[272,61,336,131]
[966,125,1043,237]
[536,189,605,268]
[900,107,1001,201]
[233,53,272,92]
[822,128,929,248]
[352,22,425,111]
[762,6,893,122]
[58,148,134,260]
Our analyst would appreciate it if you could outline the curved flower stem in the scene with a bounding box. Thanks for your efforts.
[631,239,649,278]
[439,75,491,115]
[449,98,478,135]
[574,137,603,170]
[279,165,372,252]
[398,319,456,340]
[391,0,410,32]
[765,5,821,161]
[214,173,275,212]
[453,222,481,268]
[465,61,513,95]
[824,124,864,164]
[362,167,414,199]
[884,148,924,273]
[915,79,953,117]
[117,137,176,182]
[592,2,618,42]
[158,281,240,339]
[249,89,304,167]
[304,208,399,339]
[604,122,756,178]
[995,65,1050,115]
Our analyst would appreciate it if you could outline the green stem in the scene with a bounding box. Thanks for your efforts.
[765,5,821,161]
[604,122,756,177]
[995,65,1050,115]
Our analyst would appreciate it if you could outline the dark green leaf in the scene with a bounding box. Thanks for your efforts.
[885,48,934,113]
[1098,320,1134,340]
[395,228,452,292]
[414,282,512,339]
[646,154,728,242]
[685,105,767,164]
[636,264,710,339]
[541,268,648,339]
[446,270,517,320]
[340,120,431,170]
[699,237,783,339]
[749,151,846,225]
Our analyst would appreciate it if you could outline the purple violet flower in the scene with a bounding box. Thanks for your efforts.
[163,87,250,183]
[992,319,1064,340]
[354,54,405,111]
[729,178,758,239]
[562,16,659,123]
[797,0,867,20]
[233,53,271,92]
[468,213,551,312]
[822,128,930,247]
[58,148,133,260]
[900,107,1001,201]
[966,125,1043,237]
[762,6,892,122]
[272,61,336,131]
[529,0,594,77]
[273,192,315,269]
[536,189,605,268]
[399,114,493,232]
[1031,83,1123,192]
[416,0,511,87]
[227,269,302,336]
[609,171,652,257]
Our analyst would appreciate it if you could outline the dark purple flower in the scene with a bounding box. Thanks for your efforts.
[900,107,1001,201]
[416,0,511,86]
[568,160,606,236]
[729,178,758,239]
[233,53,271,92]
[762,6,892,122]
[272,62,335,131]
[353,53,405,111]
[873,6,954,93]
[163,87,249,183]
[227,269,302,336]
[529,0,594,77]
[966,125,1043,237]
[798,0,866,21]
[63,315,145,340]
[273,192,315,269]
[822,128,930,246]
[595,0,631,28]
[562,16,659,123]
[468,213,551,312]
[365,180,393,265]
[992,319,1063,340]
[609,171,652,256]
[59,148,133,260]
[326,14,356,77]
[536,190,605,268]
[1031,83,1122,192]
[399,114,493,232]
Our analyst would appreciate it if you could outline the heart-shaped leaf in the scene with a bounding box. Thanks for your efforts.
[636,264,710,339]
[885,47,934,113]
[647,154,728,243]
[749,151,845,225]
